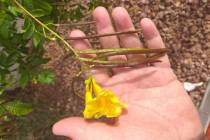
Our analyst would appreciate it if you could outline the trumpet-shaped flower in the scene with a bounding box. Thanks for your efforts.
[83,76,127,119]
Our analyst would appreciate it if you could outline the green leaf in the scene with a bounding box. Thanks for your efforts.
[0,52,19,68]
[31,9,47,17]
[0,11,6,26]
[38,70,55,84]
[22,0,33,9]
[5,100,33,116]
[8,6,22,16]
[0,0,13,6]
[32,31,42,47]
[21,18,31,33]
[19,67,31,87]
[6,53,19,67]
[0,21,10,39]
[0,12,13,39]
[0,52,8,67]
[33,0,52,15]
[23,21,35,39]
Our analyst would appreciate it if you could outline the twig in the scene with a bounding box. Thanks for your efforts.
[66,29,142,40]
[54,21,96,27]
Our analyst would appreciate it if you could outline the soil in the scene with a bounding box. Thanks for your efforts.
[9,0,210,140]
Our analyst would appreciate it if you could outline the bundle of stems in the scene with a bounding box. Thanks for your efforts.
[78,48,168,68]
[14,0,169,70]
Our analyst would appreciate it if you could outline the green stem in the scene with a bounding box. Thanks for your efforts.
[77,48,169,54]
[95,49,168,59]
[79,53,164,65]
[92,60,161,68]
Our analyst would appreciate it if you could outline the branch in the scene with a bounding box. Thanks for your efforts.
[54,21,96,27]
[66,29,142,40]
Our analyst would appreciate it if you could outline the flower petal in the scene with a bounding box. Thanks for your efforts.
[83,77,127,119]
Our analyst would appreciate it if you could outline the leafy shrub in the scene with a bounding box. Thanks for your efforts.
[0,0,55,93]
[0,0,111,138]
[0,0,55,138]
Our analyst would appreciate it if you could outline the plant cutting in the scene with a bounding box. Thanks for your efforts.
[13,0,168,120]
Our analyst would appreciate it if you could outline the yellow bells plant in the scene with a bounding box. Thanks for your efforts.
[84,76,127,119]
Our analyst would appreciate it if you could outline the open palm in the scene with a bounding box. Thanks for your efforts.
[53,7,203,140]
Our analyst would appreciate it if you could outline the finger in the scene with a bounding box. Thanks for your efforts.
[140,18,170,67]
[93,7,126,61]
[112,7,145,60]
[52,117,87,139]
[69,30,110,84]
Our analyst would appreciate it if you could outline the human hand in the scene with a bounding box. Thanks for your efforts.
[53,7,204,140]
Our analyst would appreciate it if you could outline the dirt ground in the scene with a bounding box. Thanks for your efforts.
[10,1,210,140]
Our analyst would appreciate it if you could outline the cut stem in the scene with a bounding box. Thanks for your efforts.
[66,29,142,40]
[54,21,96,27]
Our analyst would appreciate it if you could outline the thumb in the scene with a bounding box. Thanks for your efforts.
[52,117,88,140]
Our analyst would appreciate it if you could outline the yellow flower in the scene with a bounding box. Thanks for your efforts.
[83,76,127,119]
